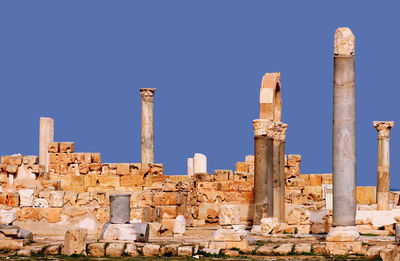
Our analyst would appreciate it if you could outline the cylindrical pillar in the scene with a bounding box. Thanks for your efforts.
[373,121,394,211]
[253,119,274,225]
[332,27,357,227]
[140,88,156,164]
[110,193,131,224]
[279,123,288,222]
[272,123,282,221]
[39,117,54,172]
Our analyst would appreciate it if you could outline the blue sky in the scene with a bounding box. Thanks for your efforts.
[0,1,399,187]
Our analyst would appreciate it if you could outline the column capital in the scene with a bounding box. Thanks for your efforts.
[273,122,282,140]
[280,123,288,142]
[253,119,280,138]
[373,121,394,138]
[334,27,355,56]
[140,88,156,102]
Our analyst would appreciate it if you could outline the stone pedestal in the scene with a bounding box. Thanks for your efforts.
[140,88,156,164]
[110,193,131,224]
[253,119,274,225]
[39,117,54,172]
[102,223,138,241]
[373,121,394,211]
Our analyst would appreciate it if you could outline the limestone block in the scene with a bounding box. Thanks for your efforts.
[294,243,312,254]
[303,186,323,201]
[160,206,177,219]
[84,173,98,187]
[64,228,87,256]
[48,142,60,153]
[91,153,101,163]
[59,142,74,153]
[271,222,288,234]
[9,155,23,166]
[326,241,362,256]
[214,170,232,181]
[41,208,62,223]
[120,175,145,187]
[19,189,35,207]
[160,244,179,256]
[326,226,360,242]
[105,242,124,257]
[33,198,49,208]
[98,175,120,187]
[211,228,241,242]
[116,163,130,175]
[89,163,101,172]
[219,205,240,225]
[87,243,105,257]
[16,208,40,221]
[322,174,333,184]
[260,217,278,234]
[124,243,139,257]
[153,192,178,206]
[43,244,61,255]
[357,186,376,204]
[297,224,311,234]
[79,163,89,174]
[256,244,275,255]
[63,206,89,218]
[173,215,186,235]
[71,175,85,187]
[22,156,39,165]
[178,246,193,256]
[193,153,207,174]
[0,209,17,225]
[203,247,221,254]
[334,27,355,56]
[365,245,385,258]
[287,154,301,167]
[0,192,19,207]
[64,191,78,205]
[273,243,293,255]
[235,162,248,173]
[309,174,322,186]
[143,244,160,256]
[49,191,65,207]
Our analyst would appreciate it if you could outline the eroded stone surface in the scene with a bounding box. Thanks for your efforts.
[334,27,355,56]
[260,217,278,234]
[173,215,186,235]
[63,228,87,256]
[219,204,240,225]
[326,226,359,242]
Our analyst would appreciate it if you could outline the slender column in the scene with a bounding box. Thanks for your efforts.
[39,117,54,172]
[373,121,394,210]
[272,122,282,221]
[332,27,356,227]
[279,123,287,222]
[140,88,156,164]
[253,119,274,225]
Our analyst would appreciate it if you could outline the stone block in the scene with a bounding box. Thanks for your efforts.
[357,186,376,204]
[287,154,301,167]
[64,191,78,205]
[89,163,101,172]
[261,217,278,234]
[235,162,248,173]
[143,244,160,256]
[0,192,19,207]
[160,206,177,219]
[309,174,322,186]
[1,156,10,164]
[64,228,87,256]
[322,173,333,184]
[303,186,323,201]
[48,164,60,174]
[294,243,311,254]
[22,156,39,165]
[213,170,232,181]
[84,173,99,187]
[43,244,61,255]
[98,175,120,187]
[298,224,311,234]
[41,208,62,223]
[256,244,275,255]
[116,163,130,175]
[178,246,193,256]
[326,241,362,255]
[120,175,145,187]
[33,198,49,207]
[87,242,105,257]
[211,228,241,242]
[326,226,360,242]
[193,173,212,182]
[79,163,89,174]
[48,142,60,153]
[19,189,35,207]
[153,192,178,206]
[144,175,165,187]
[124,243,139,257]
[173,215,186,235]
[49,191,65,207]
[17,207,41,221]
[91,153,101,163]
[273,243,293,255]
[0,209,17,225]
[71,175,85,186]
[6,165,18,174]
[59,142,74,153]
[219,204,240,225]
[9,155,23,166]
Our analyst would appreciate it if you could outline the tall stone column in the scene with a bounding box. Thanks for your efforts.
[39,117,54,172]
[279,123,287,222]
[373,121,394,211]
[253,119,274,225]
[140,88,156,164]
[272,122,282,221]
[327,27,359,241]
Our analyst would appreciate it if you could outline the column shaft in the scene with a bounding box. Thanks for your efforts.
[377,136,390,210]
[39,117,54,172]
[272,139,281,221]
[254,135,273,224]
[140,88,155,164]
[332,55,357,227]
[279,141,286,222]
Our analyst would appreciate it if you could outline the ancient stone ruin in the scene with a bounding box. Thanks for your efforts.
[1,27,400,260]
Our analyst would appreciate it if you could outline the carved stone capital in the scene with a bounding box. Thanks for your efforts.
[280,123,288,142]
[253,119,275,138]
[140,88,156,102]
[273,122,283,140]
[373,121,394,138]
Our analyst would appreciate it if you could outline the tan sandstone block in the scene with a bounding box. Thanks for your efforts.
[89,163,101,172]
[357,186,376,204]
[0,192,19,207]
[214,170,232,181]
[98,175,120,187]
[9,155,23,166]
[153,192,178,206]
[91,153,101,163]
[309,174,322,186]
[160,206,177,219]
[59,142,74,153]
[235,162,248,173]
[22,156,39,165]
[145,175,165,187]
[287,154,301,167]
[84,173,99,187]
[6,165,18,174]
[1,156,10,164]
[79,163,89,174]
[303,186,323,201]
[49,164,60,174]
[71,175,85,186]
[116,163,130,175]
[48,142,60,153]
[41,208,62,223]
[17,208,41,221]
[322,174,333,184]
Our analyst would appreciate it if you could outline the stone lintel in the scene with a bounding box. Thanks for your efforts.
[334,27,355,56]
[140,88,156,102]
[373,121,394,138]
